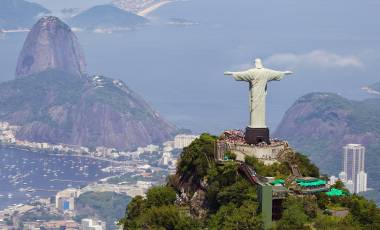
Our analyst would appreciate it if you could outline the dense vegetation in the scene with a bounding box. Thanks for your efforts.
[76,192,131,230]
[120,133,380,229]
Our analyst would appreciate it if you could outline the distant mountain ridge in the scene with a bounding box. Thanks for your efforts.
[0,16,177,150]
[0,0,50,29]
[68,4,148,31]
[274,92,380,197]
[372,82,380,92]
[370,82,380,94]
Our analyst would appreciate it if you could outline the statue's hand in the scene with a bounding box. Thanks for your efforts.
[224,71,234,76]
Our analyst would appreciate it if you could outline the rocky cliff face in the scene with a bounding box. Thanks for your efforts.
[274,92,380,194]
[15,16,86,78]
[1,16,177,150]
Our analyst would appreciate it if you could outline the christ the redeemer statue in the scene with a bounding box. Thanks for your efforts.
[225,58,293,145]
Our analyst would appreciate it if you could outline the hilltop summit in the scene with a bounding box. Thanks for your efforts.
[15,16,86,78]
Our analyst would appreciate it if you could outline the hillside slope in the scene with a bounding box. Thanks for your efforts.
[120,134,380,230]
[0,70,177,150]
[274,92,380,194]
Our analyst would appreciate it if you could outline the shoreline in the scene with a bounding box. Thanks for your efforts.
[0,144,125,164]
[361,86,380,96]
[1,29,30,33]
[138,0,173,17]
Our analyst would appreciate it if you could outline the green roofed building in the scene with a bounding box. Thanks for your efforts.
[270,179,285,186]
[326,188,346,197]
[292,177,329,194]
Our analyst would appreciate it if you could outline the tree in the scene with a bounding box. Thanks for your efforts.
[313,215,361,230]
[126,196,146,219]
[316,193,329,210]
[275,197,310,230]
[217,179,256,207]
[209,201,263,230]
[341,195,380,229]
[135,205,200,230]
[294,153,319,178]
[146,186,177,208]
[120,196,146,230]
[303,196,318,219]
[176,133,217,189]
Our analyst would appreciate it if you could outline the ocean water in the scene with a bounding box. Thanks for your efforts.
[0,148,111,209]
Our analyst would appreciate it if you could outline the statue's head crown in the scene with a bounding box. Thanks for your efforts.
[255,58,263,69]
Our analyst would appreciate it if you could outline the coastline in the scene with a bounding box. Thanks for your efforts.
[138,0,173,17]
[361,86,380,96]
[0,143,127,164]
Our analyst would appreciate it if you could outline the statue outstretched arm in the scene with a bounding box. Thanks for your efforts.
[224,70,252,81]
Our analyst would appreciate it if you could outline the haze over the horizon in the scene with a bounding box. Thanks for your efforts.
[29,0,110,10]
[1,0,380,134]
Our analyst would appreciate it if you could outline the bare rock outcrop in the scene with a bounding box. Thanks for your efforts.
[15,16,86,78]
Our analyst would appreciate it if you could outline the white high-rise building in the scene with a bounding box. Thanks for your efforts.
[340,144,367,193]
[329,175,338,186]
[338,171,347,182]
[174,134,199,149]
[81,218,106,230]
[356,171,368,193]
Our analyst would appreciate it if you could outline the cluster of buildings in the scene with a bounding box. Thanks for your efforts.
[0,188,105,230]
[18,219,105,230]
[81,219,106,230]
[0,120,199,166]
[55,189,81,214]
[330,144,368,194]
[160,134,199,171]
[0,130,200,229]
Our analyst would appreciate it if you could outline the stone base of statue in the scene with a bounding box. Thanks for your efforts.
[245,127,271,145]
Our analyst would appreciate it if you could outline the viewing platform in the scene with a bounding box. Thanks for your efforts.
[290,177,329,194]
[215,130,289,165]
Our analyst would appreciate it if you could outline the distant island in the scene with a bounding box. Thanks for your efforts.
[0,0,49,30]
[68,4,148,33]
[362,82,380,96]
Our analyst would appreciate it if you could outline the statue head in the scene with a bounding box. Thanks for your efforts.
[255,58,263,69]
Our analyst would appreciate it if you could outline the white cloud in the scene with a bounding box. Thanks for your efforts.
[264,50,364,69]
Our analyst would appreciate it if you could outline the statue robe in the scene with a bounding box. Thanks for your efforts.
[231,68,286,128]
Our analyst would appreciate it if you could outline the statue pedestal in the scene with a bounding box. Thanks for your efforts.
[245,127,270,145]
